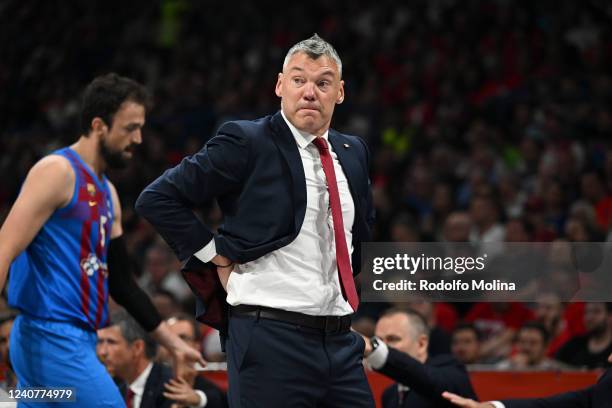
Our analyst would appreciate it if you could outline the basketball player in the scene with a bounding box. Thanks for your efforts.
[0,74,204,407]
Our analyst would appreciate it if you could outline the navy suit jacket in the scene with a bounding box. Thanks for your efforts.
[501,368,612,408]
[136,111,374,329]
[117,363,173,408]
[379,349,477,408]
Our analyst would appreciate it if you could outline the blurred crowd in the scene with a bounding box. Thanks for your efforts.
[2,0,612,382]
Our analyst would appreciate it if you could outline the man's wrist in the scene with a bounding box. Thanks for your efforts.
[212,259,234,268]
[365,337,388,370]
[191,389,207,408]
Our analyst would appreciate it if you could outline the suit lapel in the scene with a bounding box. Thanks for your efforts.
[269,112,307,233]
[140,363,159,408]
[328,130,362,215]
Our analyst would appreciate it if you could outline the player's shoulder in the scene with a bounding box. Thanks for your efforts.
[29,154,75,182]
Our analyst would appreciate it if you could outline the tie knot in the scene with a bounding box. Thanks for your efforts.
[312,137,328,152]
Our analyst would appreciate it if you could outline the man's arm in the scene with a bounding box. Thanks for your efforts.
[135,129,250,264]
[107,182,205,376]
[442,388,592,408]
[0,156,73,293]
[363,337,473,402]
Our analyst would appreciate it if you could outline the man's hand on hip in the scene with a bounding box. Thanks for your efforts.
[212,254,234,291]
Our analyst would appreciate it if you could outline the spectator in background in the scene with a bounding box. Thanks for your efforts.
[534,292,573,357]
[152,289,184,320]
[97,311,174,408]
[497,174,527,219]
[443,213,472,243]
[451,323,482,366]
[469,195,505,245]
[581,170,612,232]
[389,213,421,242]
[503,218,531,242]
[421,183,456,240]
[138,243,193,304]
[363,308,476,408]
[496,322,565,370]
[556,302,612,369]
[158,313,227,408]
[465,302,535,362]
[407,300,452,356]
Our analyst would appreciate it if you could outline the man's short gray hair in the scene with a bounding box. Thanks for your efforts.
[380,308,430,340]
[283,34,343,78]
[110,310,158,360]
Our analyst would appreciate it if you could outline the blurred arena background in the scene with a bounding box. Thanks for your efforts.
[1,0,612,405]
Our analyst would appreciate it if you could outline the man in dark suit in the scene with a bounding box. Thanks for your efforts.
[135,34,375,407]
[362,308,477,407]
[97,310,174,408]
[442,353,612,408]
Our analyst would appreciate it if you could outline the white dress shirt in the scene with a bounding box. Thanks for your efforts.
[128,362,153,408]
[195,110,354,316]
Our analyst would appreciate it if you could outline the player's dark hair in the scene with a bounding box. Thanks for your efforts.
[79,73,151,136]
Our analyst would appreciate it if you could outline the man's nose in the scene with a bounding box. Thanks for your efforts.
[302,82,316,101]
[98,343,108,356]
[133,129,142,144]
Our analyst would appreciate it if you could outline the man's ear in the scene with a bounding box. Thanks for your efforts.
[418,334,429,352]
[275,73,283,98]
[337,80,345,104]
[131,339,146,358]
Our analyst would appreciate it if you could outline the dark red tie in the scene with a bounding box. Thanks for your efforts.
[312,137,359,311]
[126,388,134,408]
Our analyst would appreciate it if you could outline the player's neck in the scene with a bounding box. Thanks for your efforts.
[71,136,106,178]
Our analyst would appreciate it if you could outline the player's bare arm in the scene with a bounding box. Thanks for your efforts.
[0,155,74,292]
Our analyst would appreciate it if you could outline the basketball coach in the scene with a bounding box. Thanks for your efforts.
[136,34,375,407]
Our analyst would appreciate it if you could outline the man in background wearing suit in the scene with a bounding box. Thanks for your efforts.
[363,308,477,407]
[136,34,375,407]
[442,353,612,407]
[97,311,174,408]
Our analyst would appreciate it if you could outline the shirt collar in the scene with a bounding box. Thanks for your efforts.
[280,110,329,150]
[129,362,153,397]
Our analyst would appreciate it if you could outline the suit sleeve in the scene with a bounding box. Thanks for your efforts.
[501,388,592,408]
[135,126,251,262]
[356,136,375,229]
[376,348,475,405]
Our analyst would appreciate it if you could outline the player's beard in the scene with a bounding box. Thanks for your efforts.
[99,139,129,169]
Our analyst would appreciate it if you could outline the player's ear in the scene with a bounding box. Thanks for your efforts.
[91,117,108,136]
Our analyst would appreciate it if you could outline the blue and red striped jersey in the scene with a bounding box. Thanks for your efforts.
[9,147,114,331]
